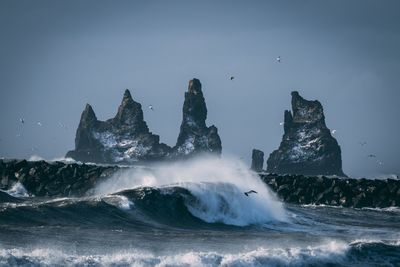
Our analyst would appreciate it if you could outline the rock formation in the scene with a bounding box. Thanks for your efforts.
[261,174,400,208]
[66,90,171,164]
[251,149,264,172]
[1,159,399,208]
[173,79,222,157]
[267,91,345,176]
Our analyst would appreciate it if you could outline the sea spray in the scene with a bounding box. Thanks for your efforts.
[94,156,287,225]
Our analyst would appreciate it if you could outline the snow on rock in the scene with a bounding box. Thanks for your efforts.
[267,91,345,176]
[66,90,171,164]
[172,78,222,157]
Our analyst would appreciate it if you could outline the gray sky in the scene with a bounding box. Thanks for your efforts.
[1,0,399,177]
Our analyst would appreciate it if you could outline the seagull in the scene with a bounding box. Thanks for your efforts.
[331,129,337,134]
[148,105,154,111]
[358,141,367,146]
[276,56,281,63]
[367,154,376,158]
[230,76,234,80]
[244,190,258,197]
[37,122,42,127]
[279,122,284,126]
[20,118,25,124]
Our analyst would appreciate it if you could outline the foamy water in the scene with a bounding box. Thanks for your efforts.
[93,156,287,225]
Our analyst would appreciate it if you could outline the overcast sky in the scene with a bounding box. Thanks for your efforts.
[1,0,399,177]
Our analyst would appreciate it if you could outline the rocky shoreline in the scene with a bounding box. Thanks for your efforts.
[1,159,399,208]
[261,173,400,208]
[0,159,117,197]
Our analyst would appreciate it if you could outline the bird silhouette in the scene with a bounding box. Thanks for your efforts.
[20,118,24,124]
[244,190,258,196]
[230,76,234,80]
[149,105,154,111]
[367,154,376,158]
[276,56,281,63]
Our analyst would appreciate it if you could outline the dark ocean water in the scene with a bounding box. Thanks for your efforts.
[0,158,399,267]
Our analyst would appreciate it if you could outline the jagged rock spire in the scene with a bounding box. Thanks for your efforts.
[66,89,170,163]
[267,91,345,176]
[173,78,221,156]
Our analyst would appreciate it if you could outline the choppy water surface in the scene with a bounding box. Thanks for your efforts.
[0,158,399,266]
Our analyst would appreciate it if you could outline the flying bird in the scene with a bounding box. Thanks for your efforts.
[279,122,284,126]
[358,141,367,146]
[276,56,281,63]
[37,122,42,127]
[376,160,384,165]
[230,76,234,80]
[20,118,25,124]
[367,154,376,158]
[148,105,154,111]
[331,129,337,135]
[244,190,258,197]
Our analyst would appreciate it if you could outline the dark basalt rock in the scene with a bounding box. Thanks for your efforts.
[251,149,264,172]
[66,89,171,164]
[0,159,118,197]
[261,173,400,208]
[1,159,399,207]
[267,91,345,176]
[173,79,222,157]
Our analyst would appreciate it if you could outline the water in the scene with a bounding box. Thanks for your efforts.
[0,157,399,266]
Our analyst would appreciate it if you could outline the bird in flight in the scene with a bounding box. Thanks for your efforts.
[20,118,25,124]
[367,154,376,158]
[244,190,258,197]
[148,105,154,111]
[276,56,281,63]
[230,76,234,80]
[37,122,42,127]
[331,129,337,135]
[358,141,367,146]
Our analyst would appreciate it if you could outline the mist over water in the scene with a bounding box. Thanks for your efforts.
[94,156,287,225]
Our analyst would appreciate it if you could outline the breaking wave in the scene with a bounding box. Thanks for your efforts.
[1,240,399,267]
[93,156,287,225]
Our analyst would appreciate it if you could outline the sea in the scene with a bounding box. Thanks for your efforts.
[0,157,399,267]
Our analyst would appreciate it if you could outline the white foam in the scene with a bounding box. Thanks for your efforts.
[28,155,45,161]
[0,240,351,267]
[3,182,30,197]
[93,156,287,226]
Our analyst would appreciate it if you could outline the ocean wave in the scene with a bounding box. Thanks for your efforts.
[0,182,285,228]
[1,240,399,267]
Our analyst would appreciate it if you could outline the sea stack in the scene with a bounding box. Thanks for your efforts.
[267,91,345,176]
[66,90,171,163]
[173,79,222,157]
[251,149,264,172]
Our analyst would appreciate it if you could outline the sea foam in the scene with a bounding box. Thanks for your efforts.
[94,156,287,226]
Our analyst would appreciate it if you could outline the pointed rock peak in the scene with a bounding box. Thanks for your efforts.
[188,78,202,94]
[123,89,133,101]
[291,91,300,98]
[82,103,97,121]
[118,89,136,112]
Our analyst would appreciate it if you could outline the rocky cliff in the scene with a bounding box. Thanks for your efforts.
[267,91,345,176]
[66,90,171,164]
[173,79,222,157]
[251,149,264,172]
